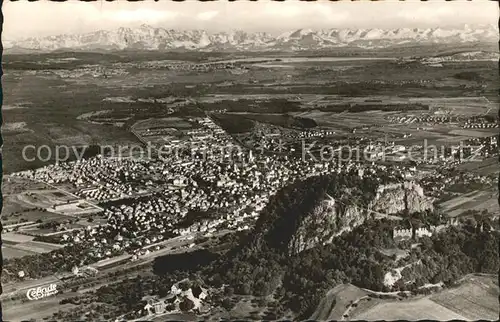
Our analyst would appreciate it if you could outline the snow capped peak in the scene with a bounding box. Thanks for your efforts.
[288,29,314,38]
[5,25,496,52]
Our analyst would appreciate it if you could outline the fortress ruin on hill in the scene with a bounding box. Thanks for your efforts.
[392,218,461,240]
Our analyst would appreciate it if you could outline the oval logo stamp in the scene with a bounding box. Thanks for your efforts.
[26,284,59,300]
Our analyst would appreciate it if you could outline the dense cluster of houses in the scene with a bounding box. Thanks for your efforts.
[11,110,497,280]
[387,114,460,124]
[463,123,498,129]
[115,60,245,72]
[140,282,209,318]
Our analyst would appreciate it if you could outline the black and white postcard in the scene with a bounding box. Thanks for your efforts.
[0,1,498,321]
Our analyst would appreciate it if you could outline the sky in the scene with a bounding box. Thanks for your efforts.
[3,0,498,40]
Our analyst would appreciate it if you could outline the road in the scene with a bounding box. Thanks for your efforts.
[1,228,234,321]
[2,226,238,321]
[2,275,67,299]
[1,233,194,300]
[2,240,194,320]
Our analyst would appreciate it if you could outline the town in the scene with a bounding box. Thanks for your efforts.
[3,113,497,284]
[1,2,499,319]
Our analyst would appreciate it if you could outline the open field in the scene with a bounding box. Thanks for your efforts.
[133,117,195,131]
[353,298,468,321]
[131,116,200,145]
[22,222,87,236]
[202,294,293,321]
[209,295,271,320]
[2,231,64,259]
[439,188,499,217]
[2,122,32,134]
[2,232,36,244]
[2,196,76,227]
[3,181,102,217]
[2,49,497,173]
[2,245,37,259]
[3,297,75,321]
[311,284,370,321]
[378,248,410,261]
[312,276,500,321]
[430,275,499,321]
[293,110,386,131]
[449,129,497,137]
[152,313,198,321]
[9,241,64,253]
[17,189,75,208]
[457,157,500,176]
[1,176,104,259]
[350,275,499,321]
[3,176,75,209]
[2,175,48,194]
[292,108,497,151]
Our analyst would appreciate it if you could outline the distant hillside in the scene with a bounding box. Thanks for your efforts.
[423,50,499,63]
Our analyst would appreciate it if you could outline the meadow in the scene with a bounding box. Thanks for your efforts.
[344,275,499,321]
[353,298,467,321]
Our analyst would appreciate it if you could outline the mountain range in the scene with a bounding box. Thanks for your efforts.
[4,24,497,52]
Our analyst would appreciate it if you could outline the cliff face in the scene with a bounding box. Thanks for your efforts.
[287,182,433,255]
[371,182,434,214]
[288,198,364,255]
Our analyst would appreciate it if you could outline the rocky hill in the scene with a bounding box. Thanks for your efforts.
[207,172,495,319]
[4,24,496,52]
[287,180,433,255]
[247,173,433,256]
[372,182,434,214]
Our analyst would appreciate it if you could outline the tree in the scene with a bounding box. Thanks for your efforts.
[179,297,195,312]
[239,282,251,295]
[222,298,233,311]
[224,286,234,297]
[258,297,268,307]
[211,274,223,288]
[179,281,191,291]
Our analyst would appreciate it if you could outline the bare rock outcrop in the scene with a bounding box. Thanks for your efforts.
[287,182,433,255]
